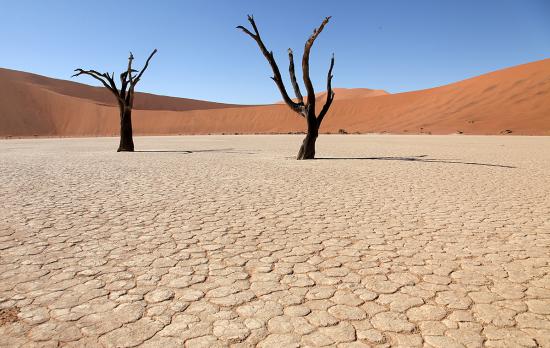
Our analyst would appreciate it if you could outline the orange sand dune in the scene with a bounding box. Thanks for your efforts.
[321,87,389,100]
[277,87,389,104]
[0,68,239,111]
[1,59,549,137]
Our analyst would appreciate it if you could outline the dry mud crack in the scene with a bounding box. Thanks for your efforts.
[0,135,549,347]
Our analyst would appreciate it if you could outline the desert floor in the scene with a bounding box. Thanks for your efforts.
[1,135,549,347]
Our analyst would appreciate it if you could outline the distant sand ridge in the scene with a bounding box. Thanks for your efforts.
[1,59,549,136]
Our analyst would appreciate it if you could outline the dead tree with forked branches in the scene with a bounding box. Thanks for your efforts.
[238,16,334,159]
[72,49,157,152]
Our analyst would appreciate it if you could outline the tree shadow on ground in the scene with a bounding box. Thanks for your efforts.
[134,150,193,153]
[134,148,257,155]
[316,155,515,168]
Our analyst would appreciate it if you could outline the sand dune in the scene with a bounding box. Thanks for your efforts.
[277,87,389,104]
[1,59,549,137]
[327,87,390,100]
[0,68,240,111]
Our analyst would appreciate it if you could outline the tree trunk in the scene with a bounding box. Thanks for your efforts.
[297,127,318,160]
[117,107,134,152]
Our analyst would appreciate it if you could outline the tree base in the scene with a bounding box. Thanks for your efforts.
[117,147,134,152]
[296,134,317,160]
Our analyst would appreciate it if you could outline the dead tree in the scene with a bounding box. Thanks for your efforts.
[72,49,157,152]
[238,16,334,159]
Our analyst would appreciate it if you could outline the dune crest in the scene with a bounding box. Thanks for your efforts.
[276,88,390,104]
[1,58,549,137]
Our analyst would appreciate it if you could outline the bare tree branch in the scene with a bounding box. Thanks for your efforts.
[119,53,134,103]
[317,54,335,124]
[287,49,304,105]
[302,16,331,113]
[247,15,261,37]
[120,71,129,102]
[102,72,123,104]
[238,15,303,114]
[72,69,122,102]
[122,49,156,105]
[236,26,253,37]
[127,52,134,80]
[132,49,157,86]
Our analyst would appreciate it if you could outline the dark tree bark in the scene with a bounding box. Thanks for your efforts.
[72,50,157,152]
[119,107,134,151]
[238,16,335,159]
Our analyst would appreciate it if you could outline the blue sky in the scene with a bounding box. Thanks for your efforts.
[1,0,549,104]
